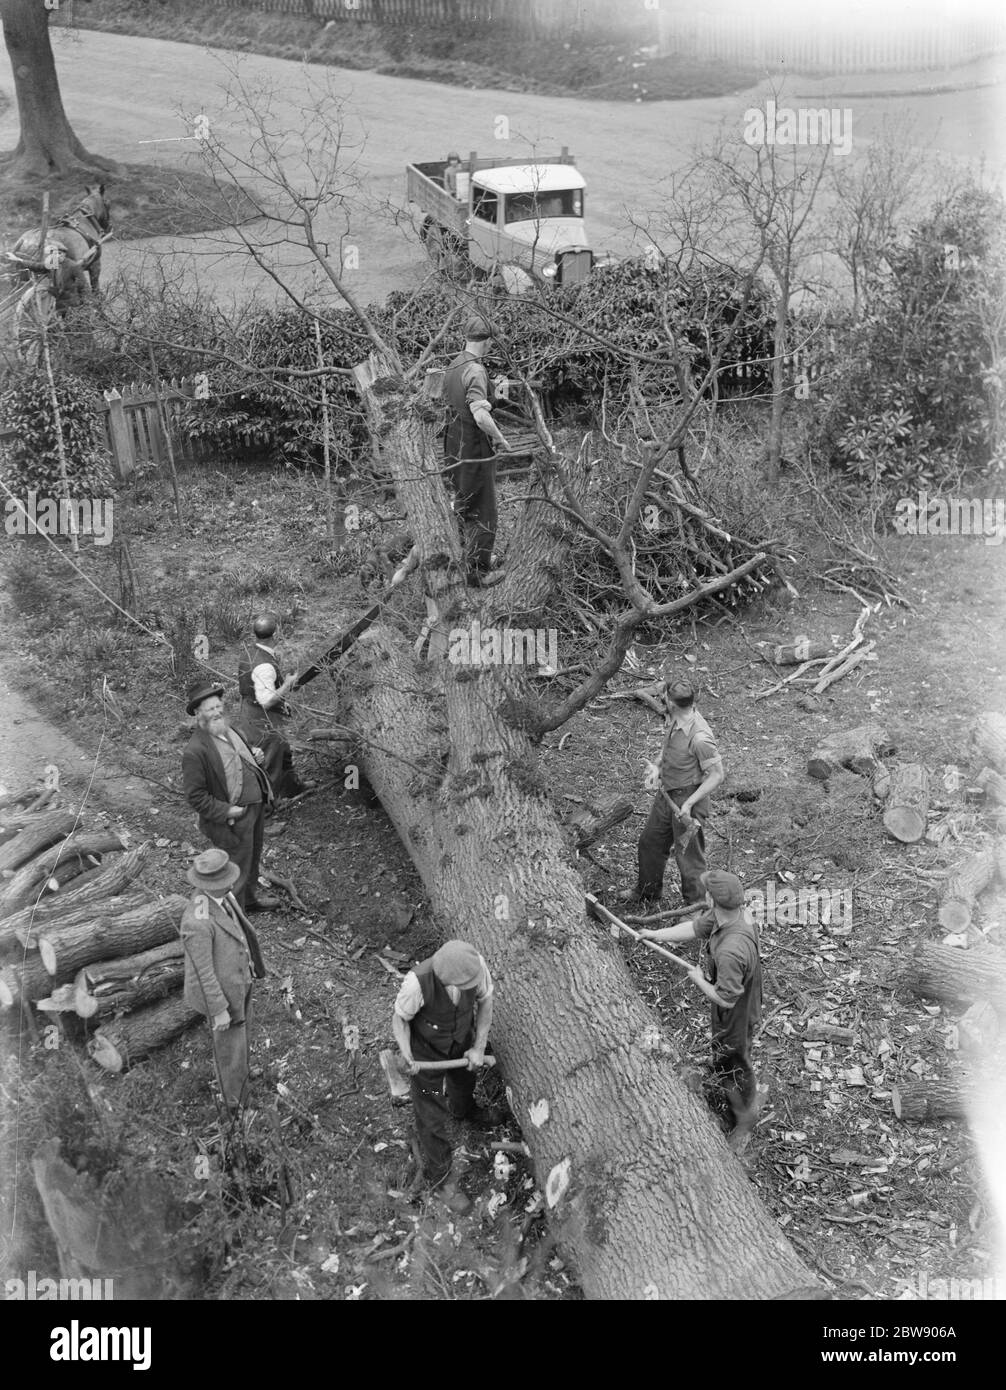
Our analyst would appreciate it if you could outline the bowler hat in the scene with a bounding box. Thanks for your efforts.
[186,847,240,894]
[465,315,492,343]
[186,679,224,716]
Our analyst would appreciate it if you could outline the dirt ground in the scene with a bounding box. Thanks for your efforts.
[1,458,1004,1301]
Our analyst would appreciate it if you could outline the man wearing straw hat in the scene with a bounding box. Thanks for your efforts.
[181,847,267,1114]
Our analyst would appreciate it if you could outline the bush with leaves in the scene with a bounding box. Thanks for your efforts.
[0,372,115,498]
[811,180,1004,502]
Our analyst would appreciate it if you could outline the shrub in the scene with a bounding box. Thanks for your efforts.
[0,373,115,498]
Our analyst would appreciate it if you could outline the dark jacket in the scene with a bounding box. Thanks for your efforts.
[182,725,273,827]
[409,956,477,1057]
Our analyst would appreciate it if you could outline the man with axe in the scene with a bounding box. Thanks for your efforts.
[619,671,724,907]
[391,939,497,1215]
[637,869,762,1151]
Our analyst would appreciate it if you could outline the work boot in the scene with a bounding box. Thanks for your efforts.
[726,1087,762,1155]
[245,891,281,912]
[616,887,658,907]
[458,1103,504,1130]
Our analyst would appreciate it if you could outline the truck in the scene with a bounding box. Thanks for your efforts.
[406,147,613,292]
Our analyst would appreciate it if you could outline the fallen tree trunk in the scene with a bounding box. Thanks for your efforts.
[976,766,1006,807]
[892,1071,978,1122]
[882,763,931,843]
[0,831,124,917]
[0,891,149,957]
[13,844,151,949]
[807,724,893,780]
[334,357,816,1300]
[88,994,202,1072]
[937,849,997,933]
[0,810,76,874]
[74,941,185,1019]
[37,893,186,978]
[567,794,634,852]
[972,712,1006,774]
[902,941,1006,1013]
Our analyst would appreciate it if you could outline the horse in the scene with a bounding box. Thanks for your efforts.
[12,183,111,301]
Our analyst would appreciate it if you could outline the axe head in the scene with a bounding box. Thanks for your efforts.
[379,1049,410,1105]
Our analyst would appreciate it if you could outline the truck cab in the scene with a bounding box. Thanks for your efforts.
[467,165,593,288]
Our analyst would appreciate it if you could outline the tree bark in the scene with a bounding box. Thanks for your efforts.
[0,0,117,177]
[0,951,75,1010]
[74,941,185,1020]
[14,844,152,950]
[0,891,148,958]
[0,809,75,874]
[937,849,997,933]
[806,723,893,780]
[892,1071,980,1122]
[0,830,124,916]
[88,994,202,1073]
[902,941,1006,1013]
[568,794,634,851]
[336,360,816,1300]
[35,894,186,979]
[972,712,1006,774]
[881,763,931,843]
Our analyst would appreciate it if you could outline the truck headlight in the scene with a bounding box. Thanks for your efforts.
[541,263,558,279]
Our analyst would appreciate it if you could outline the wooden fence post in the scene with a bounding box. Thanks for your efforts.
[103,389,135,480]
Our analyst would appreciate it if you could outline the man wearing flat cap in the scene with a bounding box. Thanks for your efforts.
[620,669,724,907]
[181,679,279,912]
[392,939,496,1212]
[443,315,513,586]
[180,847,267,1113]
[639,869,762,1150]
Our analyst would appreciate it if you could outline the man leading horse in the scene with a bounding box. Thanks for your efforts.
[10,183,111,308]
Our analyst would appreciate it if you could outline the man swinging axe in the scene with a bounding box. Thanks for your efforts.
[636,869,762,1152]
[391,939,501,1215]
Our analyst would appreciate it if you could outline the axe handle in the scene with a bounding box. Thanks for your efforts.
[660,789,699,850]
[586,894,694,972]
[412,1055,496,1073]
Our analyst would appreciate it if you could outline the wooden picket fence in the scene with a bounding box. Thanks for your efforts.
[204,0,658,37]
[98,378,272,479]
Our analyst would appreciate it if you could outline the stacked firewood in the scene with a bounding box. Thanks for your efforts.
[0,783,200,1072]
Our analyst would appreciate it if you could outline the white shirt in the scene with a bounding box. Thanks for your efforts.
[393,956,493,1021]
[251,644,279,707]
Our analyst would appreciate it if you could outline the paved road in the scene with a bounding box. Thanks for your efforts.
[2,31,1002,309]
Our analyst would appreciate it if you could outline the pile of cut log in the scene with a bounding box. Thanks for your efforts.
[0,783,200,1072]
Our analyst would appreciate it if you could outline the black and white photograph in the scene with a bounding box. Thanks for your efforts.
[0,0,1003,1336]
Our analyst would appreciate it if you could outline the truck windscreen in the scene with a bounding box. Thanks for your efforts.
[505,190,583,223]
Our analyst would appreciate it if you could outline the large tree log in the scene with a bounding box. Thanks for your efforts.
[972,712,1006,774]
[0,891,148,957]
[902,942,1006,1013]
[87,994,202,1072]
[806,724,893,780]
[937,849,997,933]
[0,831,124,916]
[882,763,931,843]
[567,794,634,851]
[892,1071,979,1122]
[74,941,185,1020]
[36,893,186,978]
[0,809,75,874]
[14,844,151,949]
[335,359,816,1300]
[0,952,76,1010]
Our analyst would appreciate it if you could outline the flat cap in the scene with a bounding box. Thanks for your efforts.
[701,870,744,909]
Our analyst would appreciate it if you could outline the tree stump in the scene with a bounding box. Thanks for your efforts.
[74,941,185,1020]
[37,894,186,978]
[0,810,76,874]
[806,724,894,780]
[882,763,931,843]
[902,941,1006,1012]
[88,994,202,1072]
[972,712,1006,774]
[937,849,997,932]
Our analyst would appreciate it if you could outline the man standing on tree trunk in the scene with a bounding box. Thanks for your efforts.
[392,940,498,1215]
[235,612,311,802]
[443,315,513,587]
[638,869,762,1152]
[181,680,280,913]
[619,672,724,906]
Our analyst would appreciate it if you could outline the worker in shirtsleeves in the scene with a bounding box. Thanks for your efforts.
[638,869,762,1152]
[392,939,497,1216]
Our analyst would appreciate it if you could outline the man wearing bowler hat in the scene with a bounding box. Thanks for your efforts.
[181,847,266,1113]
[443,314,514,586]
[181,679,279,912]
[392,939,498,1214]
[619,669,724,907]
[638,869,762,1150]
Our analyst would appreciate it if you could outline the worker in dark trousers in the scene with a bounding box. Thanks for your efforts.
[236,612,310,801]
[638,869,762,1152]
[619,672,724,906]
[443,315,513,586]
[392,940,498,1215]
